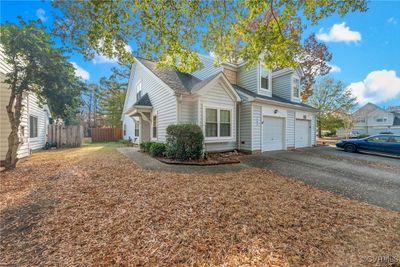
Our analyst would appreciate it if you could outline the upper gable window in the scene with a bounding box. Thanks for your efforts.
[136,81,142,100]
[292,77,300,98]
[260,68,270,90]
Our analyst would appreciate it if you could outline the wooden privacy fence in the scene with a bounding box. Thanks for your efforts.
[91,128,122,142]
[48,125,83,148]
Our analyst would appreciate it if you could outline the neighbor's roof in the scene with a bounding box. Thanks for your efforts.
[133,93,152,107]
[233,84,316,110]
[136,57,202,93]
[393,113,400,126]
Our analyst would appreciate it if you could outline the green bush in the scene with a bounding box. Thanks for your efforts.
[149,142,166,157]
[139,141,155,152]
[165,124,204,160]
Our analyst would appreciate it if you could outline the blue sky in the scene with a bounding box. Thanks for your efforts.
[1,0,399,108]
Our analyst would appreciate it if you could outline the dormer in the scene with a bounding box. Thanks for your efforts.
[272,68,303,103]
[259,64,272,97]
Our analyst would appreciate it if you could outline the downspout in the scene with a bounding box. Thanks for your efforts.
[237,102,241,150]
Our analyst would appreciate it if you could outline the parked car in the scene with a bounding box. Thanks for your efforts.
[336,134,400,155]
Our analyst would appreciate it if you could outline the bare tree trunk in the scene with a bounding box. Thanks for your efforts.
[4,92,23,170]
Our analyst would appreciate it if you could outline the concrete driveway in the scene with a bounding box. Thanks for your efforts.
[241,146,400,212]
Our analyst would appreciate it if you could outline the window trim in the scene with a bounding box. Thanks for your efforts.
[152,115,157,139]
[29,115,38,139]
[292,77,300,99]
[134,120,140,137]
[203,106,233,141]
[260,66,271,92]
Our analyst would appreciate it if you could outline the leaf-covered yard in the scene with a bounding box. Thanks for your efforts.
[1,143,399,266]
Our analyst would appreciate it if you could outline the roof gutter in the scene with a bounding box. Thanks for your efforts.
[252,97,316,112]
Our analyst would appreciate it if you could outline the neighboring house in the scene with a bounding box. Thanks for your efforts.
[351,103,400,135]
[122,55,316,153]
[0,49,51,162]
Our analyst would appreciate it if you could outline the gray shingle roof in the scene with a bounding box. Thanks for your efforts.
[136,57,201,93]
[133,93,152,107]
[136,57,315,110]
[233,84,316,110]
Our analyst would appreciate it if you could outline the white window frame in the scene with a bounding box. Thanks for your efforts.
[136,80,142,100]
[152,114,157,140]
[292,77,300,99]
[134,120,140,137]
[203,105,233,142]
[260,67,271,92]
[29,115,38,139]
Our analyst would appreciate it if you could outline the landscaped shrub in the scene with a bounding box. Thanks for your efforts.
[149,142,166,157]
[140,141,155,152]
[165,124,204,160]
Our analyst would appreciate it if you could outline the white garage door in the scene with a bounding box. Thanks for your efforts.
[295,119,311,148]
[263,116,284,151]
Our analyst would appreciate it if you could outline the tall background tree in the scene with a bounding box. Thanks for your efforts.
[300,34,333,101]
[52,0,367,72]
[306,77,357,138]
[0,19,84,169]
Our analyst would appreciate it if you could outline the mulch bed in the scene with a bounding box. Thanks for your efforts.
[156,151,242,165]
[1,143,399,266]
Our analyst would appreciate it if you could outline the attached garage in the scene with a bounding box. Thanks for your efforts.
[262,116,285,151]
[295,119,311,148]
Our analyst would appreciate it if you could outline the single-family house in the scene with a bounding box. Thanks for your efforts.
[352,103,400,135]
[0,49,51,163]
[122,55,316,153]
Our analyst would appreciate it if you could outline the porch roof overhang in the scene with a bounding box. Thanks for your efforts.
[125,105,152,117]
[125,92,153,117]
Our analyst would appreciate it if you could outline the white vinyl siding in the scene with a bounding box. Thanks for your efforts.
[252,105,262,150]
[179,99,197,124]
[1,85,49,160]
[131,63,178,143]
[122,115,136,140]
[237,64,259,94]
[238,98,252,151]
[272,73,292,100]
[192,55,223,80]
[311,114,316,145]
[200,81,237,151]
[286,110,295,148]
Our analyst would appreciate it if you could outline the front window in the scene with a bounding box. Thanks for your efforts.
[136,81,142,100]
[205,109,218,137]
[123,124,126,136]
[293,77,300,98]
[220,110,231,137]
[29,115,38,138]
[205,108,231,138]
[152,115,157,138]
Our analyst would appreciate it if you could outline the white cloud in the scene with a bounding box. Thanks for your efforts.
[316,22,361,43]
[36,8,47,22]
[328,63,341,73]
[92,43,132,64]
[71,62,90,80]
[387,17,398,25]
[348,70,400,105]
